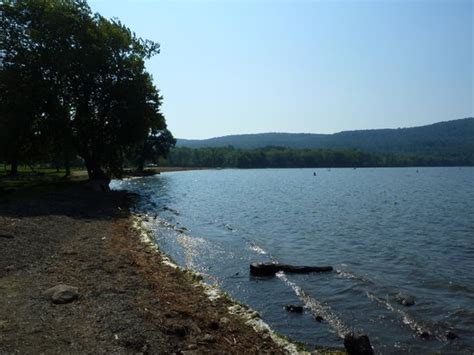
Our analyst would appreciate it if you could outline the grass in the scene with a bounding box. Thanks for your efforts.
[0,165,75,176]
[0,166,86,190]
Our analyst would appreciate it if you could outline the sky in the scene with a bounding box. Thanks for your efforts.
[88,0,473,139]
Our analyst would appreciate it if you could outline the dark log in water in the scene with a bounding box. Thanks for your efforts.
[250,262,333,276]
[344,333,374,355]
[285,304,304,313]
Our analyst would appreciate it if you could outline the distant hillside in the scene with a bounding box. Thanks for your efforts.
[177,118,474,158]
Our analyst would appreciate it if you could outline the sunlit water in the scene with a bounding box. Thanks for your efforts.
[111,167,474,353]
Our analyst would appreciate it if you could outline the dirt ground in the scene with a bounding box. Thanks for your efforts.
[0,183,288,354]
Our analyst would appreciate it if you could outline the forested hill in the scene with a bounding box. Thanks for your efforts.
[177,117,474,156]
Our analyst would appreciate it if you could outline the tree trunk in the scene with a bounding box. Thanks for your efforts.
[85,161,92,178]
[136,142,147,173]
[85,159,108,180]
[83,156,110,192]
[137,157,145,173]
[10,160,18,176]
[64,154,71,177]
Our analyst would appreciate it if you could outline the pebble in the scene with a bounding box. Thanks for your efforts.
[44,285,80,304]
[394,292,416,306]
[446,331,458,341]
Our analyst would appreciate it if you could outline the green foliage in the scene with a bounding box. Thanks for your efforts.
[177,118,474,165]
[0,165,85,191]
[127,128,176,172]
[0,0,174,179]
[163,146,472,169]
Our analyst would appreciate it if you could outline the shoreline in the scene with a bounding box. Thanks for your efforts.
[0,183,343,353]
[130,213,307,354]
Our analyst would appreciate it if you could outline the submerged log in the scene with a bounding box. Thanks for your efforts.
[344,333,374,355]
[285,305,304,313]
[250,262,333,276]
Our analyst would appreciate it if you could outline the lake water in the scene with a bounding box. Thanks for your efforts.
[111,167,474,353]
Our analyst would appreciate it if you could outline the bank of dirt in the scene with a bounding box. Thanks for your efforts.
[0,184,288,354]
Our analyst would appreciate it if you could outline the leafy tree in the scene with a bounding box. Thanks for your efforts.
[132,128,176,173]
[0,0,173,180]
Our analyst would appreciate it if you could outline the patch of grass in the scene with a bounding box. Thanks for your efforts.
[0,165,84,176]
[0,166,87,191]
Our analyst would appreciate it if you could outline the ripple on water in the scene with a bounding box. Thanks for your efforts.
[111,167,474,353]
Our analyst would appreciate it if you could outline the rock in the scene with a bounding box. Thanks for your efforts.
[166,325,187,337]
[119,333,147,351]
[4,265,14,272]
[315,315,324,322]
[44,285,80,304]
[344,333,374,355]
[285,305,304,313]
[417,331,430,339]
[250,262,333,277]
[446,331,458,340]
[394,293,416,306]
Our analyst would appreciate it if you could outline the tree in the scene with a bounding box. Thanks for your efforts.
[133,129,176,173]
[0,0,48,175]
[0,0,173,180]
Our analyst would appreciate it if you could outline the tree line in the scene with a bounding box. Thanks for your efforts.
[0,0,175,180]
[162,146,472,169]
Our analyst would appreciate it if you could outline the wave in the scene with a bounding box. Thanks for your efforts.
[249,242,267,255]
[335,269,373,285]
[276,271,353,339]
[366,291,448,342]
[224,223,236,231]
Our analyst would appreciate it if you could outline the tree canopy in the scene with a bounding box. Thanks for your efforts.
[0,0,175,179]
[163,146,473,169]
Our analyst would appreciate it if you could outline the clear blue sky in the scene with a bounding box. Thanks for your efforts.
[88,0,473,139]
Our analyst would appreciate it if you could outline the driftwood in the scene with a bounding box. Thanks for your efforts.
[344,333,374,355]
[250,262,333,276]
[285,305,303,313]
